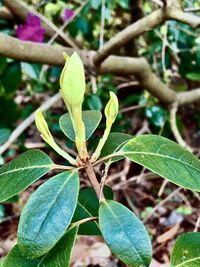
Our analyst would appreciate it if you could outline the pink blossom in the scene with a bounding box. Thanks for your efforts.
[63,8,74,21]
[16,13,45,43]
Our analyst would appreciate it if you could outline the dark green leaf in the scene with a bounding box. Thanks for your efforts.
[0,58,7,75]
[186,72,200,81]
[38,226,78,267]
[100,132,132,162]
[18,171,79,258]
[2,62,22,94]
[2,245,40,267]
[170,232,200,267]
[0,128,10,145]
[122,134,200,192]
[145,106,167,127]
[73,186,113,235]
[59,110,102,141]
[99,200,152,267]
[0,150,53,202]
[0,204,5,219]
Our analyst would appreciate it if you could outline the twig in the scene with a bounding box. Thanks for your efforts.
[143,187,181,223]
[0,93,61,155]
[3,0,78,48]
[99,0,106,49]
[47,0,89,46]
[120,104,146,113]
[169,102,193,152]
[194,216,200,232]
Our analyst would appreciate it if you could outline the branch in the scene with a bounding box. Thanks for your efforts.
[3,0,78,48]
[0,7,13,20]
[94,2,200,65]
[93,9,165,65]
[0,33,200,106]
[167,8,200,28]
[169,103,192,152]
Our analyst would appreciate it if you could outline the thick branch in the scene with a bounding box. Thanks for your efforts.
[94,3,200,65]
[0,7,13,20]
[93,9,165,65]
[167,8,200,28]
[0,33,200,106]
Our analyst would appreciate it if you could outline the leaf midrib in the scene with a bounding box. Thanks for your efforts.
[102,201,146,266]
[123,151,200,173]
[0,164,53,177]
[174,256,200,267]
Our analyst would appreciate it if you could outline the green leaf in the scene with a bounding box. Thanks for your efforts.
[2,245,40,267]
[59,110,102,141]
[38,226,78,267]
[18,171,79,259]
[186,72,200,81]
[170,232,200,267]
[99,200,152,267]
[100,132,132,162]
[0,128,10,145]
[0,150,53,202]
[2,62,22,94]
[121,134,200,192]
[73,186,113,235]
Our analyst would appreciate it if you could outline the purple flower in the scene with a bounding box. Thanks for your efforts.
[16,13,45,43]
[63,8,74,21]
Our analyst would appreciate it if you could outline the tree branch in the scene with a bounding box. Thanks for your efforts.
[167,8,200,28]
[0,7,13,20]
[93,9,165,65]
[93,3,200,65]
[0,33,200,106]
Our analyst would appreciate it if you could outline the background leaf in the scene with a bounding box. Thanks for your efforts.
[59,110,102,141]
[122,134,200,192]
[38,226,78,267]
[170,232,200,267]
[18,171,79,258]
[0,150,53,202]
[72,186,113,235]
[99,200,152,267]
[100,132,132,162]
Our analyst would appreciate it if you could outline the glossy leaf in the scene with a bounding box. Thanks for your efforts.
[0,150,53,202]
[122,134,200,192]
[38,226,78,267]
[18,171,79,258]
[72,186,113,235]
[59,110,102,141]
[100,132,132,162]
[99,200,152,267]
[2,245,40,267]
[170,232,200,267]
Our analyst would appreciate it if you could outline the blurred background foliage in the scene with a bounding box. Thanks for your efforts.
[0,0,200,264]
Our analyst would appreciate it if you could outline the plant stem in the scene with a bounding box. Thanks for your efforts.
[85,164,101,198]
